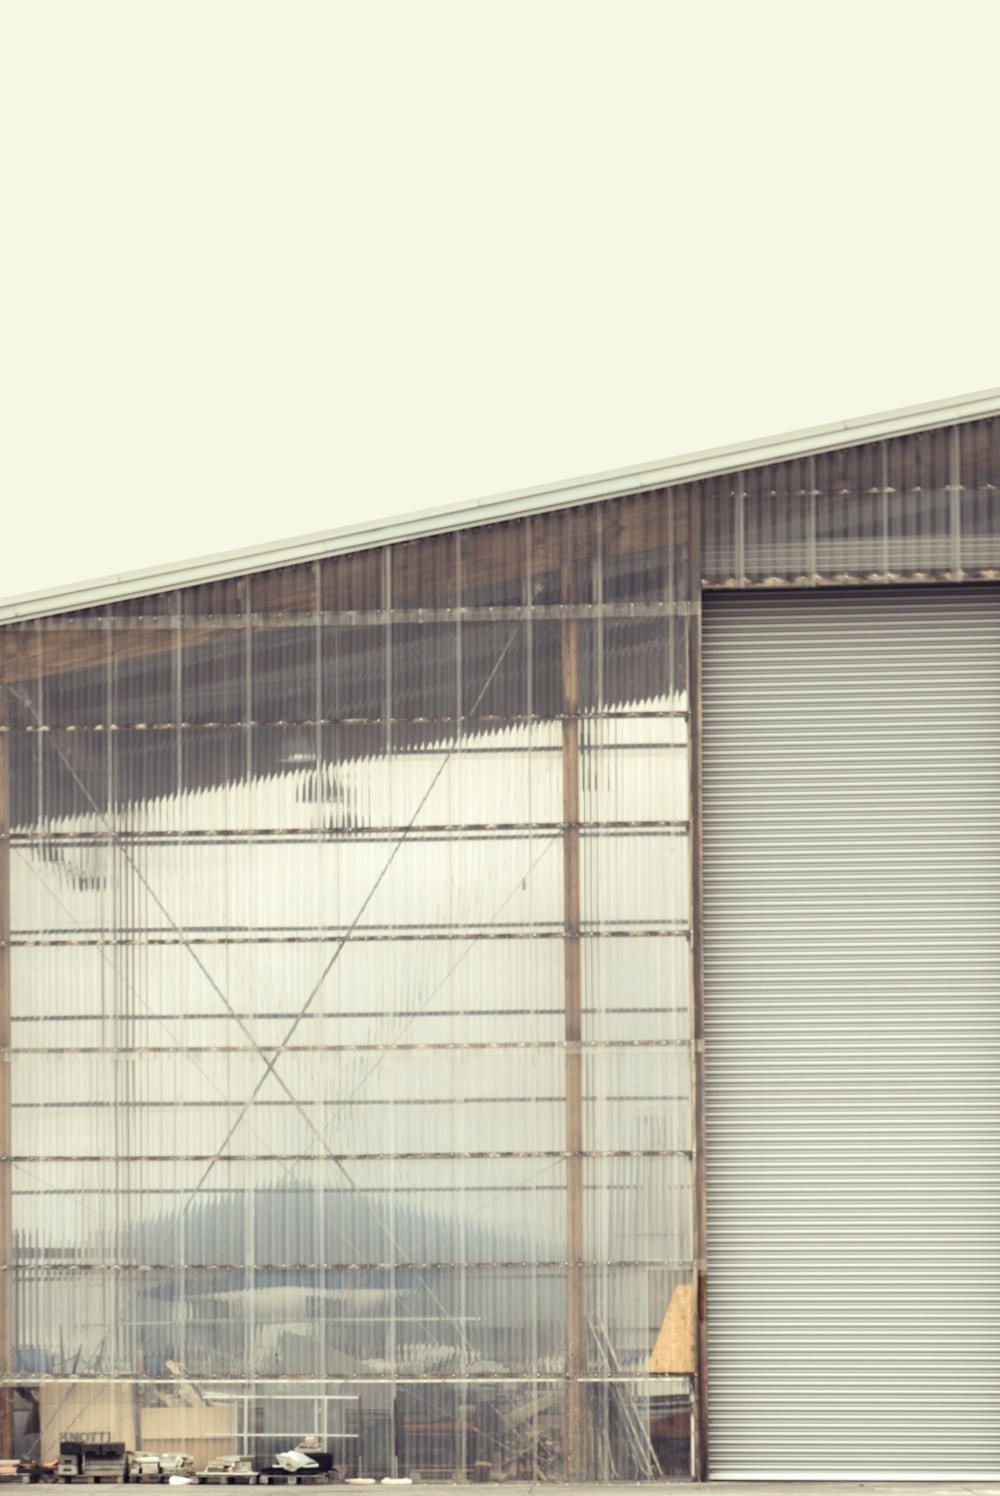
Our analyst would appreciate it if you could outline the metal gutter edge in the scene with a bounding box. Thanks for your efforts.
[3,385,1000,624]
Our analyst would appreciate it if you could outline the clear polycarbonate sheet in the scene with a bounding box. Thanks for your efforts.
[585,1260,693,1375]
[22,1370,686,1478]
[10,939,568,1045]
[5,409,1000,1476]
[0,497,694,1478]
[702,415,1000,588]
[583,935,691,1044]
[584,1046,691,1156]
[585,1153,693,1269]
[12,836,567,936]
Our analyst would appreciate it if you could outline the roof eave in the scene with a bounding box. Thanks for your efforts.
[3,384,999,624]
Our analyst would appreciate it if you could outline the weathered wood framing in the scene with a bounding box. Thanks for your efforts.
[0,505,691,688]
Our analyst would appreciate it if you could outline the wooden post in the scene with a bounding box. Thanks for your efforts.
[561,565,586,1481]
[687,492,710,1479]
[0,691,13,1456]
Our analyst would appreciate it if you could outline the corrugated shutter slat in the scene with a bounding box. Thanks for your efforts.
[703,589,1000,1479]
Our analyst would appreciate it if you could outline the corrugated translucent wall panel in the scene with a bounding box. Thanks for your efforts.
[0,492,694,1478]
[702,417,1000,588]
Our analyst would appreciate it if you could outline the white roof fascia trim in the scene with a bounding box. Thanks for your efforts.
[3,385,1000,624]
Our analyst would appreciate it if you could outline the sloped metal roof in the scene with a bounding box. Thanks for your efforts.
[3,386,1000,625]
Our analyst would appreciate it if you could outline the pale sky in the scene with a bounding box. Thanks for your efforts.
[3,0,999,605]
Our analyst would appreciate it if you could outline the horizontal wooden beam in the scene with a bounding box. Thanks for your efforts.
[0,492,688,686]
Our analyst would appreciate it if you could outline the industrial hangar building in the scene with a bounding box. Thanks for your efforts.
[0,389,998,1482]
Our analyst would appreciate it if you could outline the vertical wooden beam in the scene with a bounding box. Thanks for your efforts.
[687,492,710,1479]
[561,563,586,1481]
[0,692,13,1455]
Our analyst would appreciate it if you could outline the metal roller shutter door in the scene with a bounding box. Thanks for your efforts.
[702,588,1000,1479]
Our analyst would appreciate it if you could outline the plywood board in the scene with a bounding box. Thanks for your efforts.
[142,1403,236,1464]
[38,1381,134,1461]
[648,1281,695,1374]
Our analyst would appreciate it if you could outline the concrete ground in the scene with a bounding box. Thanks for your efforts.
[416,1486,1000,1495]
[436,1485,1000,1494]
[399,1486,1000,1495]
[41,1485,1000,1495]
